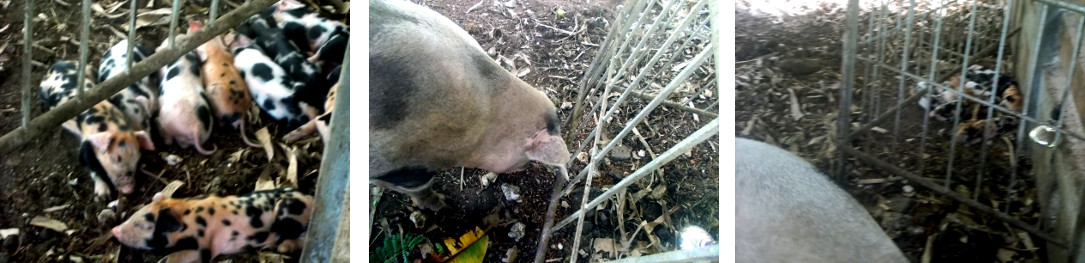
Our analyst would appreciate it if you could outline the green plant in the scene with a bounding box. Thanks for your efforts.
[370,232,426,263]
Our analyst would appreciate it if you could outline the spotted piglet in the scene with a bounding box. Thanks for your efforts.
[155,38,217,155]
[190,20,262,148]
[272,0,349,67]
[230,34,317,129]
[39,61,155,199]
[99,40,160,132]
[112,188,313,263]
[370,0,570,211]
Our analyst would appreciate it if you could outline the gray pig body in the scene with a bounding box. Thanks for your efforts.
[736,138,908,263]
[369,0,570,211]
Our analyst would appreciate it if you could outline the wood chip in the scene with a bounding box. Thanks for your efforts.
[29,216,68,233]
[42,205,70,213]
[0,228,17,239]
[286,146,298,187]
[788,88,804,120]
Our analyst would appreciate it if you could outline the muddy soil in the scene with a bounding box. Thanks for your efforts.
[369,0,719,262]
[0,1,347,262]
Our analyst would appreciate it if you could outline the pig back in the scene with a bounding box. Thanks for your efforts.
[736,138,907,263]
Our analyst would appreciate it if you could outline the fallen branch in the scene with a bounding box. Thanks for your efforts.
[629,91,718,118]
[0,0,278,154]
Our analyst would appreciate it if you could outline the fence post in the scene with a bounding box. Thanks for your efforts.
[21,0,34,127]
[301,44,350,263]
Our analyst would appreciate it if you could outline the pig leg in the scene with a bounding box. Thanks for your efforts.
[277,238,303,253]
[372,168,446,211]
[62,120,81,137]
[89,172,113,200]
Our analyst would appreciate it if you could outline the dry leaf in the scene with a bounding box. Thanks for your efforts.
[29,216,68,233]
[255,127,274,161]
[255,173,276,191]
[787,88,803,120]
[228,149,245,163]
[286,146,298,187]
[160,180,185,197]
[0,228,17,239]
[592,238,619,255]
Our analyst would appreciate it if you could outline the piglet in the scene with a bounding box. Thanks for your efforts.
[98,40,159,132]
[736,138,908,263]
[112,187,313,263]
[272,0,348,66]
[155,38,217,155]
[230,33,318,129]
[190,20,262,148]
[370,0,570,211]
[40,61,155,199]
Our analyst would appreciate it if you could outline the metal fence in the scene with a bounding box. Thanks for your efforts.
[0,0,348,261]
[840,0,1085,260]
[534,0,719,261]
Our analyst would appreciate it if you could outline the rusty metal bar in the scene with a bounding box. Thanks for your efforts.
[21,0,34,127]
[301,43,350,263]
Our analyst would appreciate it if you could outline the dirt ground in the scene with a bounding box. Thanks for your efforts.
[369,0,718,262]
[737,1,1045,262]
[0,0,347,262]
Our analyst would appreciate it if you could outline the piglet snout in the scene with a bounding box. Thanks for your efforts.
[111,226,122,239]
[119,184,135,195]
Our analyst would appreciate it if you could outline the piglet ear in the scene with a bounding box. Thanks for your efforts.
[134,131,155,151]
[87,132,113,152]
[525,130,570,167]
[154,208,183,233]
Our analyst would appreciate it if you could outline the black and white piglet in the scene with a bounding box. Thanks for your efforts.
[156,39,217,155]
[272,0,349,66]
[40,61,155,199]
[239,22,331,105]
[99,40,160,132]
[230,34,317,128]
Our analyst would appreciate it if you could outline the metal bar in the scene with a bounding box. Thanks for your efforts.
[974,0,1016,201]
[1056,14,1085,263]
[1018,4,1050,153]
[1035,0,1085,15]
[917,0,947,178]
[210,0,221,26]
[892,0,918,146]
[21,0,34,127]
[850,58,1085,142]
[606,244,719,263]
[565,0,637,132]
[168,0,182,48]
[126,0,138,72]
[554,118,719,230]
[841,146,1069,248]
[75,0,89,96]
[944,0,981,189]
[301,43,350,263]
[1051,17,1085,150]
[838,0,859,178]
[0,0,279,154]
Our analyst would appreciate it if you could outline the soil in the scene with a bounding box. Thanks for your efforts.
[737,1,1045,262]
[0,0,347,262]
[369,0,718,262]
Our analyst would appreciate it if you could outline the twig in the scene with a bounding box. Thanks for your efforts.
[465,0,484,13]
[534,19,580,36]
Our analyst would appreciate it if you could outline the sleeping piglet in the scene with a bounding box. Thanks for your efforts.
[736,138,908,263]
[155,37,217,155]
[369,0,570,211]
[190,20,262,148]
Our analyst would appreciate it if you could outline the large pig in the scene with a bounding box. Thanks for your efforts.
[736,138,908,262]
[40,61,155,199]
[98,40,159,132]
[190,20,262,148]
[369,0,570,211]
[155,38,217,155]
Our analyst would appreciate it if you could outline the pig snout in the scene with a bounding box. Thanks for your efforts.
[111,226,123,240]
[736,138,907,263]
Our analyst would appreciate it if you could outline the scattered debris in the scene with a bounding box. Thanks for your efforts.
[508,222,525,242]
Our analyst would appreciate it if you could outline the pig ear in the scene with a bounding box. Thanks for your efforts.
[525,130,570,167]
[152,192,167,202]
[87,132,113,152]
[134,131,155,151]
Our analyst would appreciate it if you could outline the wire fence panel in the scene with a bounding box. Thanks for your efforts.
[840,0,1085,259]
[536,0,717,261]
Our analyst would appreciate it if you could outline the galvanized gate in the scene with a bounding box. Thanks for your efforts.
[841,0,1085,260]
